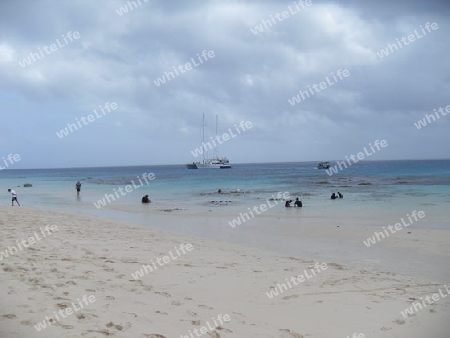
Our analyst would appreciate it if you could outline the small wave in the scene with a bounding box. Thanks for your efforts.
[291,192,315,196]
[86,178,136,185]
[157,208,184,212]
[201,189,250,196]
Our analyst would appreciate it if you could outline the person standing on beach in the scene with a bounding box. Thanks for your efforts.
[75,181,81,197]
[8,189,20,206]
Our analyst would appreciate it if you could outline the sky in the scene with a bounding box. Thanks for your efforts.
[0,0,449,169]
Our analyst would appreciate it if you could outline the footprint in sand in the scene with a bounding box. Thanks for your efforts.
[208,331,220,338]
[155,311,168,315]
[87,329,113,335]
[20,320,34,326]
[394,319,405,325]
[327,263,346,270]
[129,279,143,284]
[77,313,86,320]
[53,296,71,301]
[121,259,139,263]
[130,288,142,294]
[198,305,214,310]
[282,295,299,300]
[279,329,304,337]
[144,334,167,338]
[187,310,197,317]
[155,292,171,298]
[106,322,123,330]
[2,314,17,319]
[171,300,181,306]
[56,302,71,309]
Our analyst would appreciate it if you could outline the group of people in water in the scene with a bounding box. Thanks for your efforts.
[74,180,340,207]
[217,188,343,208]
[331,192,344,199]
[285,198,302,207]
[285,192,344,207]
[141,195,151,203]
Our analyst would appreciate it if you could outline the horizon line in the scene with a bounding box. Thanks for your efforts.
[1,158,450,170]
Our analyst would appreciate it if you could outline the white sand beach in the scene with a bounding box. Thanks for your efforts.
[1,206,449,337]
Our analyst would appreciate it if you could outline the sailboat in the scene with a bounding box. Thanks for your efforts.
[186,114,231,169]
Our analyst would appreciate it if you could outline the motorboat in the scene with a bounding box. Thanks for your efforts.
[317,161,330,169]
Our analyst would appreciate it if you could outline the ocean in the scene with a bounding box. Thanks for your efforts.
[1,160,449,222]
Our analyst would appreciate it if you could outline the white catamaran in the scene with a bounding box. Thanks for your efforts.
[187,114,231,169]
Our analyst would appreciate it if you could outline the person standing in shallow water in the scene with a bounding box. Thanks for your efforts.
[75,181,81,197]
[8,189,20,206]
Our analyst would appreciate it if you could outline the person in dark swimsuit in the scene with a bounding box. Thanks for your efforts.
[294,198,302,207]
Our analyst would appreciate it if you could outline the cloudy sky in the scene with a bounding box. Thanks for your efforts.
[0,0,449,169]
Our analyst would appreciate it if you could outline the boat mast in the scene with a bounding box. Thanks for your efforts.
[202,113,205,163]
[215,114,219,159]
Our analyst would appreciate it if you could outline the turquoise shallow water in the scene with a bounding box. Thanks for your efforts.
[0,160,449,228]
